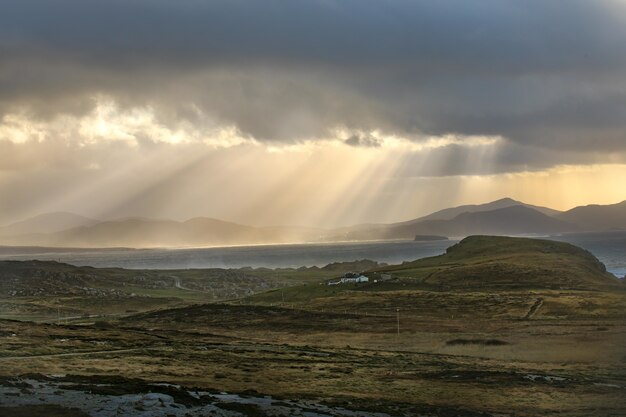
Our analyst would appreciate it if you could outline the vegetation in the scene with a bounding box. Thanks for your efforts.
[0,259,382,321]
[1,236,625,416]
[371,235,620,290]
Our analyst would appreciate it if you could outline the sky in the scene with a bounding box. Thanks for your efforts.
[1,0,625,227]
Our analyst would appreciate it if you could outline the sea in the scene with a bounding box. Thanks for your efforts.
[0,231,624,278]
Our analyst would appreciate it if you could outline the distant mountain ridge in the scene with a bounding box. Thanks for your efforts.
[0,212,98,237]
[325,198,562,240]
[395,197,560,224]
[555,200,626,231]
[326,205,577,241]
[1,217,324,248]
[406,205,576,237]
[1,198,624,248]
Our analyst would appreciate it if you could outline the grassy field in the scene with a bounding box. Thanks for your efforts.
[0,236,624,416]
[1,296,624,416]
[372,235,620,290]
[0,259,379,321]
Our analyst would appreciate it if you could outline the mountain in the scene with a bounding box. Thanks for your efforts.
[0,212,98,237]
[376,235,622,290]
[325,198,563,241]
[406,205,577,237]
[1,198,622,248]
[555,200,626,231]
[396,197,561,224]
[327,205,577,241]
[0,217,324,248]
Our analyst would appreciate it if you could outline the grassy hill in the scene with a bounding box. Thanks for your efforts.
[113,235,624,325]
[129,236,613,332]
[375,235,619,290]
[0,259,381,320]
[4,237,626,417]
[249,236,621,303]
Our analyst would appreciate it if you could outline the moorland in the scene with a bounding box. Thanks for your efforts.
[0,236,625,416]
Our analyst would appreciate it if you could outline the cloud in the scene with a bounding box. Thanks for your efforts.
[344,133,382,148]
[0,0,625,173]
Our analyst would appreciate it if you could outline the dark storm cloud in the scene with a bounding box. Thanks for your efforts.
[393,141,626,178]
[1,0,625,168]
[345,133,382,148]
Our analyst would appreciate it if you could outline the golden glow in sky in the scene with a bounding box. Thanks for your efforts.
[1,101,624,227]
[1,0,626,227]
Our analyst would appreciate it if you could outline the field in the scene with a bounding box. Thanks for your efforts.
[0,236,625,416]
[0,259,380,321]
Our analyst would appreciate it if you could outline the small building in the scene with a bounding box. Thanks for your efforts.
[328,274,369,285]
[355,275,369,283]
[339,275,369,284]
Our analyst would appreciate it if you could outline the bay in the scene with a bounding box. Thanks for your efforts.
[0,232,624,277]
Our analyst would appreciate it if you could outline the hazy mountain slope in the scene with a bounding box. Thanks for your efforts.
[405,205,576,237]
[0,217,324,248]
[2,199,622,248]
[326,198,562,241]
[395,197,561,224]
[328,205,577,241]
[555,200,626,231]
[0,212,98,236]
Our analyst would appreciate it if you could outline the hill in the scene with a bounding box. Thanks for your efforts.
[406,205,576,237]
[1,199,624,248]
[0,212,97,237]
[375,235,620,290]
[0,217,324,248]
[555,200,626,231]
[325,198,562,241]
[397,197,561,224]
[327,205,577,241]
[4,238,626,417]
[123,236,625,339]
[0,258,384,320]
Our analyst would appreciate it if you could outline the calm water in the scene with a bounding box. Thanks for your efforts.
[547,232,626,278]
[0,232,624,277]
[0,240,456,270]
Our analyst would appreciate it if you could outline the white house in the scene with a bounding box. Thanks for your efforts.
[355,275,369,283]
[327,273,369,285]
[339,275,369,284]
